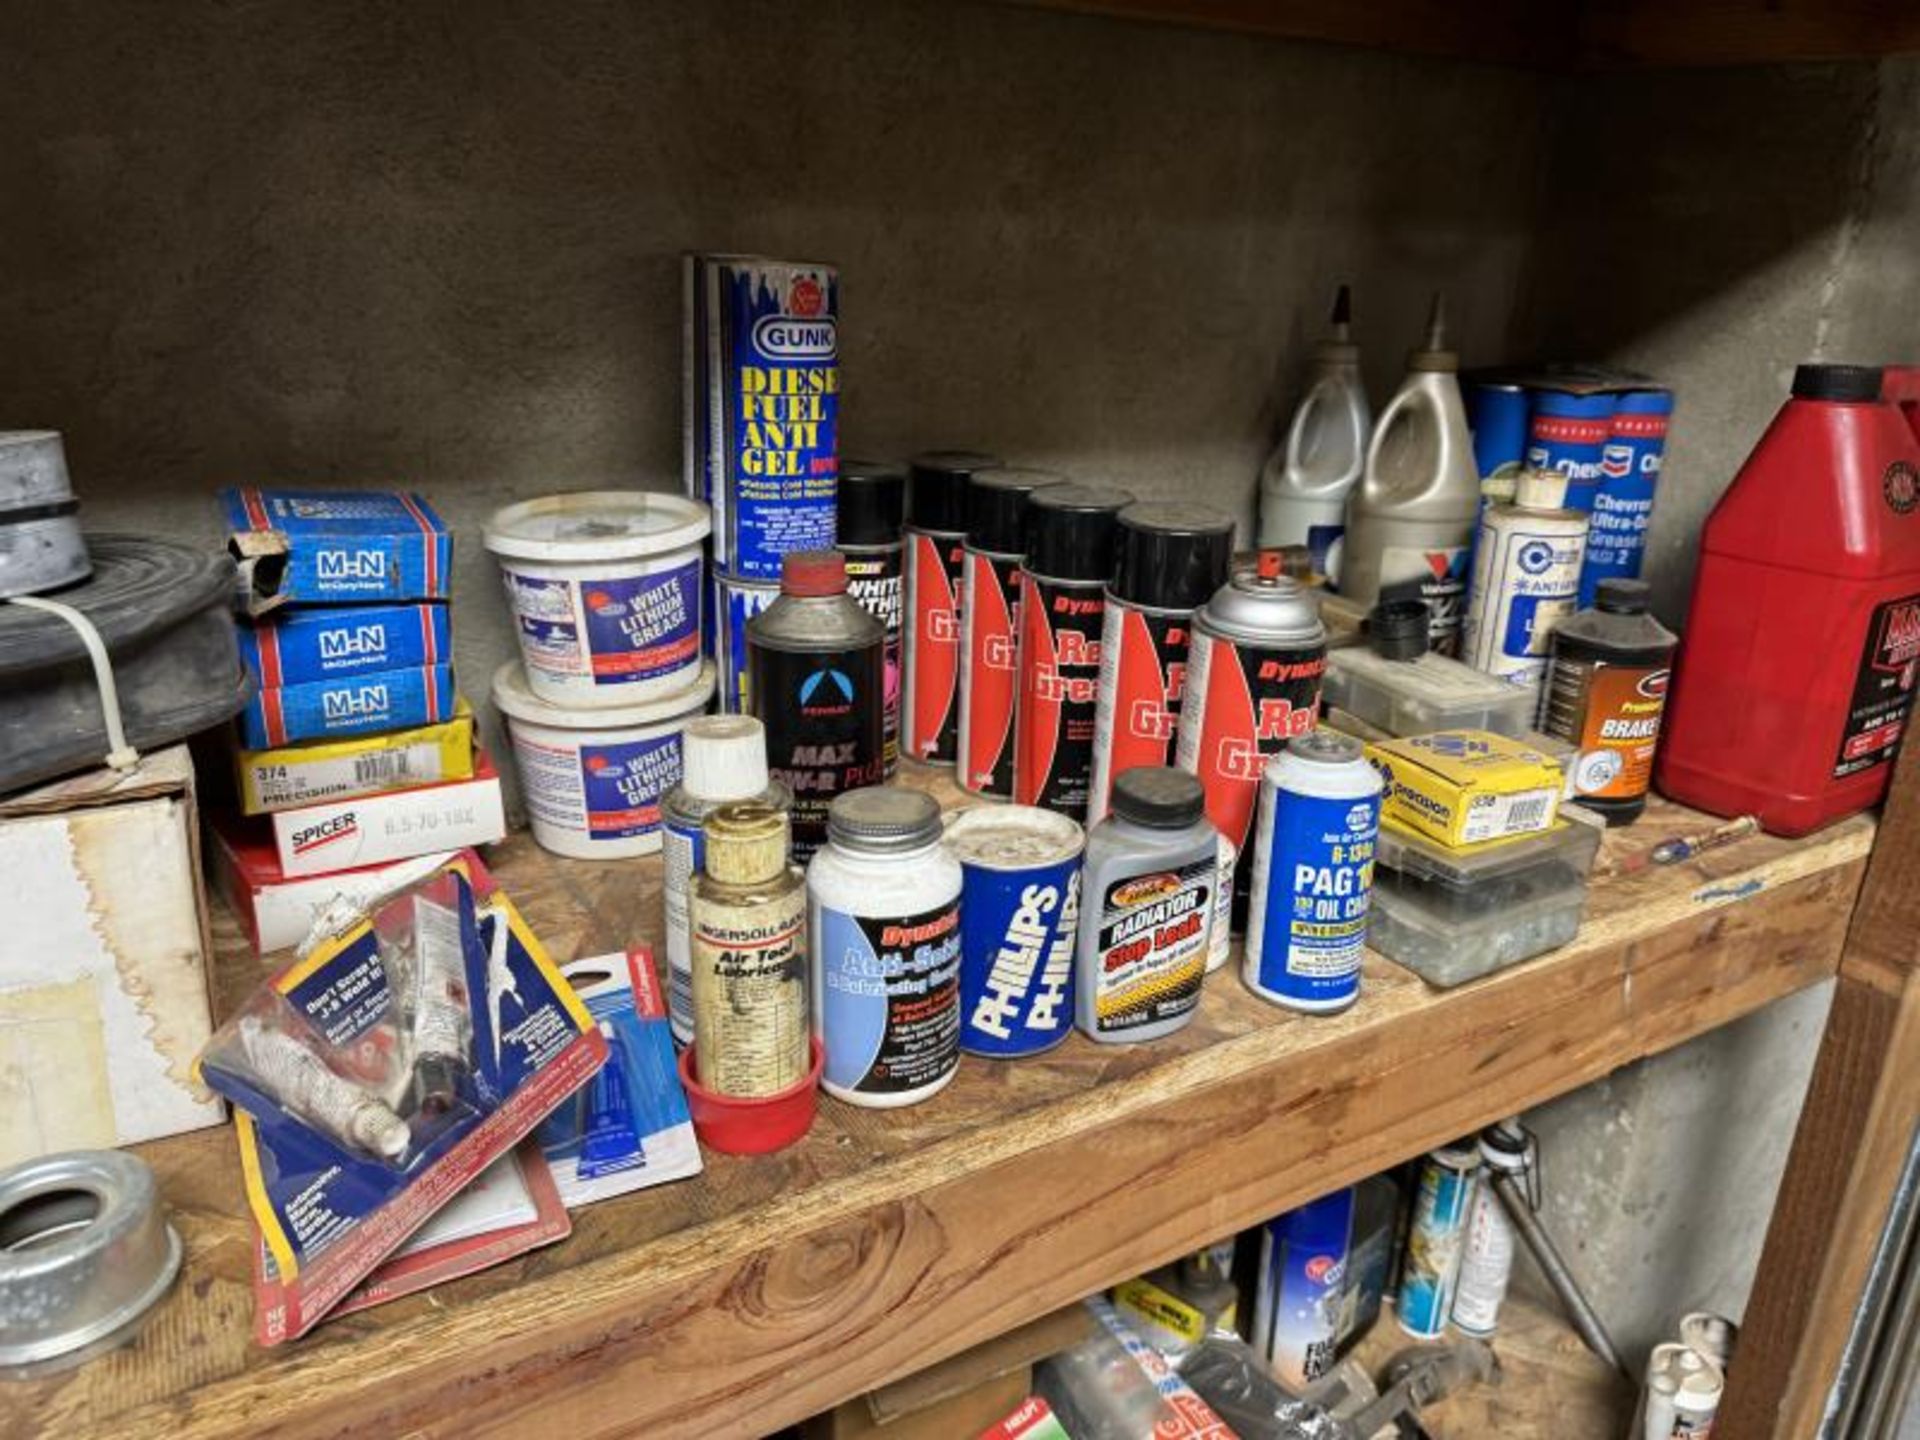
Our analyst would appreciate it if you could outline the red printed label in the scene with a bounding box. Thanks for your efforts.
[903,531,962,763]
[1014,575,1104,817]
[1835,592,1920,778]
[959,549,1020,795]
[1089,603,1190,824]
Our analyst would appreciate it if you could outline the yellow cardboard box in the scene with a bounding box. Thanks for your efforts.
[235,697,477,814]
[1366,729,1562,848]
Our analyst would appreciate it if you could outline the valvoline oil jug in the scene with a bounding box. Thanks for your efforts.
[1658,364,1920,835]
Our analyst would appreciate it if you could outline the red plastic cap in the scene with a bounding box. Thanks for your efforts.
[781,550,847,597]
[677,1036,823,1155]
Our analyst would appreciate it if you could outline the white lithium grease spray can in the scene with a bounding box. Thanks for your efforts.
[1014,483,1134,822]
[747,551,886,863]
[1259,285,1369,575]
[902,451,1000,765]
[958,467,1065,798]
[835,460,907,777]
[1244,730,1381,1013]
[1089,502,1236,826]
[1074,767,1218,1044]
[1461,469,1589,696]
[1174,554,1327,930]
[807,788,963,1107]
[660,716,792,1045]
[1449,1118,1531,1338]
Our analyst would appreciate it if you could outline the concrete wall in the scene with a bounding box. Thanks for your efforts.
[6,0,1914,1386]
[0,0,1550,778]
[1514,54,1919,1363]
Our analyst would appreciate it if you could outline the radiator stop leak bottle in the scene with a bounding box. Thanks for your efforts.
[1658,363,1920,835]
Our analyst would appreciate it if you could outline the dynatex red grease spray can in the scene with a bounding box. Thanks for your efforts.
[1014,483,1134,821]
[1089,502,1236,825]
[835,459,907,777]
[959,466,1066,798]
[902,451,1000,766]
[1174,553,1327,928]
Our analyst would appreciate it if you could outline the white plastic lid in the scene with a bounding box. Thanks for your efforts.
[1514,470,1570,510]
[681,715,771,801]
[483,491,711,562]
[490,660,714,730]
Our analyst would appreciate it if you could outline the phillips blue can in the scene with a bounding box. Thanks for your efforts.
[684,255,841,580]
[1525,391,1615,514]
[1252,1186,1356,1391]
[1579,388,1673,606]
[710,569,780,715]
[943,805,1085,1058]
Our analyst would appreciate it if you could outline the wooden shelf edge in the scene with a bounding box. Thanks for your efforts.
[76,843,1865,1440]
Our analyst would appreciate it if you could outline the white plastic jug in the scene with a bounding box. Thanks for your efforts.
[1336,295,1480,654]
[1257,286,1369,574]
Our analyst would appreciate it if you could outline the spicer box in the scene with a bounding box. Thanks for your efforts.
[0,745,223,1162]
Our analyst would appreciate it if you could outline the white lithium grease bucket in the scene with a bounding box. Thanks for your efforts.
[493,659,714,859]
[484,491,710,708]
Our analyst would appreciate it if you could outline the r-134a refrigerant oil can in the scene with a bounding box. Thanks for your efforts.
[684,255,840,580]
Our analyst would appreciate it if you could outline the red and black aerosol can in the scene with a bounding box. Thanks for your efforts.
[1174,553,1327,927]
[959,466,1066,797]
[747,550,887,862]
[902,450,1000,766]
[1088,502,1236,825]
[1014,483,1134,821]
[836,459,906,777]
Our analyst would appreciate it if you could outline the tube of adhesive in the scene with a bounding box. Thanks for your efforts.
[238,1016,412,1160]
[386,894,473,1114]
[579,1022,643,1177]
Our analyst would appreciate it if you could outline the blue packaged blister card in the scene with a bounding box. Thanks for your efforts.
[224,487,453,604]
[539,948,701,1207]
[195,857,606,1344]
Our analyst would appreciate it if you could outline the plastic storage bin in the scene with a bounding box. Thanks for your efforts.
[1368,805,1604,987]
[1323,645,1535,738]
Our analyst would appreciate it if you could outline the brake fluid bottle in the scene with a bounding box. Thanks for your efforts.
[1259,285,1369,577]
[1658,364,1920,835]
[1337,295,1480,655]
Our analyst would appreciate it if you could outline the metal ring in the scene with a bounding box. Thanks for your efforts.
[0,1150,181,1372]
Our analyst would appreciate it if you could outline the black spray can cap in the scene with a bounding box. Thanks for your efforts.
[967,466,1066,554]
[1023,482,1135,583]
[1595,578,1652,615]
[908,450,1001,533]
[1112,501,1235,610]
[836,460,906,547]
[1110,766,1206,829]
[1369,600,1431,660]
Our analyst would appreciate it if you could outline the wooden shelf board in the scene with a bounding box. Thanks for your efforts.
[6,780,1872,1440]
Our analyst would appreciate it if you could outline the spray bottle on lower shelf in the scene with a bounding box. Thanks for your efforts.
[1259,284,1369,577]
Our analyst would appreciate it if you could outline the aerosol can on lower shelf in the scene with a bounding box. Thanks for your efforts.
[1337,295,1480,655]
[1259,285,1369,578]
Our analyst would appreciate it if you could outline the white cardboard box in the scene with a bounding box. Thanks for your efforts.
[269,752,506,877]
[0,746,225,1163]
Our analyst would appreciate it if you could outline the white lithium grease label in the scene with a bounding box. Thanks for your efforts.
[1250,790,1378,1007]
[1090,859,1212,1036]
[252,740,447,807]
[818,899,962,1096]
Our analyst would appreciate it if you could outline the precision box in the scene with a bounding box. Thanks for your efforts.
[235,697,477,814]
[1366,729,1563,848]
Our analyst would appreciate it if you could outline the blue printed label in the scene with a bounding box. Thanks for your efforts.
[1254,789,1379,1007]
[1399,1162,1476,1337]
[1305,522,1343,579]
[714,574,779,714]
[1255,1190,1354,1388]
[580,561,702,685]
[959,866,1080,1057]
[818,899,961,1097]
[1579,443,1659,606]
[507,573,582,674]
[579,734,683,840]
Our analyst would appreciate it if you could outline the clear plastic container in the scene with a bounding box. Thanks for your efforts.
[1323,646,1535,738]
[1368,806,1604,987]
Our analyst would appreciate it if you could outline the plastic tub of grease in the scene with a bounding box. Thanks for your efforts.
[484,491,709,708]
[491,659,713,859]
[1367,804,1604,987]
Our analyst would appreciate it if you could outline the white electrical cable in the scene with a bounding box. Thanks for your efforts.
[5,594,140,771]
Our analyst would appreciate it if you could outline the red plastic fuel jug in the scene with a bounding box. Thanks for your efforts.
[1658,363,1920,835]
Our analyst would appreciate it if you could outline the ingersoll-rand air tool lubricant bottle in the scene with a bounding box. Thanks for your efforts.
[958,466,1065,798]
[1258,285,1369,576]
[1659,364,1920,835]
[1339,295,1480,654]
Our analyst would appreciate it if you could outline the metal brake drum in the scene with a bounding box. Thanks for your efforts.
[0,1150,181,1372]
